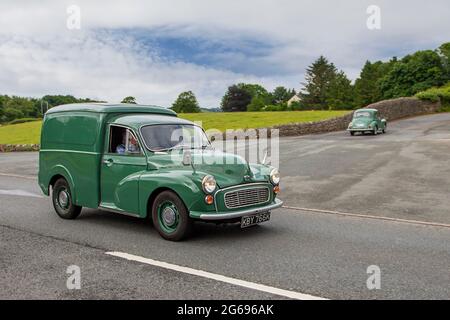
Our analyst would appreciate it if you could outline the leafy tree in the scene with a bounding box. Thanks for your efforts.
[438,42,450,81]
[272,86,296,105]
[247,95,266,111]
[299,56,337,109]
[379,50,446,98]
[0,94,102,123]
[438,42,450,58]
[3,107,24,122]
[42,95,99,110]
[326,71,355,110]
[171,91,200,113]
[121,96,137,104]
[0,95,6,119]
[353,60,396,108]
[6,97,36,117]
[288,100,302,111]
[221,85,252,112]
[237,83,269,99]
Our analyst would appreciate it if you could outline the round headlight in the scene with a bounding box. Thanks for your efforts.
[202,175,216,193]
[270,168,280,185]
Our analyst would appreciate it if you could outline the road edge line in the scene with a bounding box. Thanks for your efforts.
[283,205,450,228]
[0,172,37,180]
[105,251,327,300]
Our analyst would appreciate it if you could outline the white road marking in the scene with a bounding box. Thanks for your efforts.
[0,172,37,180]
[0,189,43,198]
[283,205,450,229]
[106,251,327,300]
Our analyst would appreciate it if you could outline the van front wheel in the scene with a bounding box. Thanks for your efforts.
[52,178,82,219]
[152,191,192,241]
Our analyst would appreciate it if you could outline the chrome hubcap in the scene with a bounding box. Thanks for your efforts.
[162,207,176,226]
[58,190,69,208]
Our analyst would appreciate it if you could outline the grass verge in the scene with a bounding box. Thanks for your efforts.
[0,110,350,145]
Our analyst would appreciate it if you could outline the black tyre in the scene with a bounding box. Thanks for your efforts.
[152,190,193,241]
[52,178,82,219]
[350,131,355,136]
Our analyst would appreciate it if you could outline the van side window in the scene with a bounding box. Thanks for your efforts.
[109,126,141,155]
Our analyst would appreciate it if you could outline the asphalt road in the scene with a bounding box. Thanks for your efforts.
[0,113,449,299]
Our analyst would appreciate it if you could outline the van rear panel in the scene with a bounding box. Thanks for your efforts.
[38,112,105,208]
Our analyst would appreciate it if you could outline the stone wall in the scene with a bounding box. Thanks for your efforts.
[272,97,441,137]
[0,144,40,152]
[0,97,442,151]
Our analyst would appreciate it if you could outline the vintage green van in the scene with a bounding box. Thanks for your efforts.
[38,103,282,241]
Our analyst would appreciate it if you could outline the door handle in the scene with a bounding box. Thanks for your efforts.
[103,158,114,167]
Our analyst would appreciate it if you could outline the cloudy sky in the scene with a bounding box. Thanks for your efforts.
[0,0,449,108]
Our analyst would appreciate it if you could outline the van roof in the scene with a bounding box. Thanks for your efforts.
[108,114,194,130]
[355,108,377,113]
[46,103,177,117]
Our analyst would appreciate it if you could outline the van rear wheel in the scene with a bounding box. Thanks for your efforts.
[152,190,192,241]
[52,178,82,219]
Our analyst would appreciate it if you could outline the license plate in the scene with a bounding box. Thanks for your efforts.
[241,212,271,228]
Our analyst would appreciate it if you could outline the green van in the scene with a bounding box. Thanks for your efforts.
[38,103,282,241]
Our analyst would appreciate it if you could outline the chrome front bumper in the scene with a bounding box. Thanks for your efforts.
[193,198,283,221]
[347,128,370,131]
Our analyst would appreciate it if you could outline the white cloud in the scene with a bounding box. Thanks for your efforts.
[0,0,448,107]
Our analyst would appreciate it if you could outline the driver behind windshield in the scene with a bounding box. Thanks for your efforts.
[116,131,140,154]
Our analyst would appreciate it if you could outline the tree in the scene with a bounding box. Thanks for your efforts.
[171,91,200,113]
[353,60,396,108]
[121,96,137,104]
[237,83,269,99]
[3,107,24,122]
[272,86,296,105]
[5,96,37,118]
[299,56,337,109]
[326,71,355,110]
[379,50,446,99]
[0,94,100,123]
[247,95,266,111]
[221,85,252,112]
[438,42,450,81]
[41,95,98,108]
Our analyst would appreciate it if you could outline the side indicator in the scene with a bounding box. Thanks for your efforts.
[273,185,280,194]
[205,194,214,205]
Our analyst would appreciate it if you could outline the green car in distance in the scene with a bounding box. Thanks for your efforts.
[38,103,282,241]
[347,108,387,136]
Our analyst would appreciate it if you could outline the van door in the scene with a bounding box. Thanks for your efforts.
[374,111,382,129]
[100,125,147,214]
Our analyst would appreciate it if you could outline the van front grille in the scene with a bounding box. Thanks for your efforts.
[224,187,270,209]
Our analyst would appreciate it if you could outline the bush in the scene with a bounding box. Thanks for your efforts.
[8,118,40,125]
[288,101,302,111]
[415,82,450,107]
[415,90,440,102]
[261,105,281,111]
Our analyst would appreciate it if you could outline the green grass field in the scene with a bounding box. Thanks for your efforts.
[0,110,349,145]
[0,120,42,144]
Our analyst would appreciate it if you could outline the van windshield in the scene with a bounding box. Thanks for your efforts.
[140,124,211,152]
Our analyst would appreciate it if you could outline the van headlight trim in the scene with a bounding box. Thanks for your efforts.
[270,168,280,185]
[202,175,217,193]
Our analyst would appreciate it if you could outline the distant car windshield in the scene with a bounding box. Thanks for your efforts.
[140,124,211,152]
[354,111,371,118]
